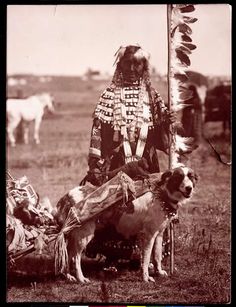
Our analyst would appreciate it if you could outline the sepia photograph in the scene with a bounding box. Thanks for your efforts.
[6,3,231,304]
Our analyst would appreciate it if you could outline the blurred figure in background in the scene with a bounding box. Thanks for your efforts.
[181,85,202,144]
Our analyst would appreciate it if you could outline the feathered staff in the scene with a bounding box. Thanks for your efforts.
[167,4,197,274]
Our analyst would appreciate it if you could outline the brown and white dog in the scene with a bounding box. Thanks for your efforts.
[55,165,198,283]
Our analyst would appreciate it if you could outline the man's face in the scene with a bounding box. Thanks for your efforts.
[119,57,145,83]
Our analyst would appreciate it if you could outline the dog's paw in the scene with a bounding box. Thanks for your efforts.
[157,269,168,277]
[143,275,155,282]
[78,276,91,283]
[66,273,77,282]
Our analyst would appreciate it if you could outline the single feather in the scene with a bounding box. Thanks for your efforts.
[178,4,195,13]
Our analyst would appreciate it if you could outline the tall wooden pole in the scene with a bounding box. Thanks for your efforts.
[167,4,175,169]
[166,3,198,275]
[167,4,175,275]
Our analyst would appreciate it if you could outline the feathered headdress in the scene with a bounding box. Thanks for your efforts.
[113,44,150,66]
[168,4,198,167]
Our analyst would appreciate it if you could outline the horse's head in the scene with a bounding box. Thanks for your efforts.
[39,93,55,113]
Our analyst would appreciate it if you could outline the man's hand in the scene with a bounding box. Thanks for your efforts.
[93,118,101,128]
[165,110,177,124]
[87,168,104,186]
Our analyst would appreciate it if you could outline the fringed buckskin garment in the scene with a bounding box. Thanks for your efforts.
[89,79,169,174]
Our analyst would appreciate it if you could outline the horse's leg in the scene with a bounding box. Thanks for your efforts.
[7,117,21,147]
[16,120,24,144]
[34,117,42,144]
[7,128,16,147]
[23,122,30,144]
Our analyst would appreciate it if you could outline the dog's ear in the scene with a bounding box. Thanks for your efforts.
[155,170,172,187]
[159,170,173,185]
[188,167,199,183]
[194,172,199,183]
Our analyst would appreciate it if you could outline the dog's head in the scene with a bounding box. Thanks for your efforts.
[160,165,198,205]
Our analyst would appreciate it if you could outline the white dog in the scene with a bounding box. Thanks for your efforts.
[55,165,198,283]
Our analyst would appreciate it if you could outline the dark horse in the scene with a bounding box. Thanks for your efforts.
[204,84,231,134]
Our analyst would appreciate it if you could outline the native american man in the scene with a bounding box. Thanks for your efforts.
[87,44,175,185]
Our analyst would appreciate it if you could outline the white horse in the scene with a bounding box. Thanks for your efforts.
[7,93,55,147]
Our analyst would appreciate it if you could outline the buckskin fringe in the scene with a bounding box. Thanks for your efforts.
[54,207,81,275]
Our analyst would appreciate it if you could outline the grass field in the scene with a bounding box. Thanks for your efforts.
[6,82,231,304]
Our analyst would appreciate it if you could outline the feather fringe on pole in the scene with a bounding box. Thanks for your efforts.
[169,4,197,167]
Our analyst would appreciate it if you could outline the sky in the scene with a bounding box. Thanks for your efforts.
[7,4,232,77]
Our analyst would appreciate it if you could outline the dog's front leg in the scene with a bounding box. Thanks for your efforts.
[59,235,77,283]
[74,251,90,283]
[74,223,96,283]
[152,232,168,277]
[65,242,80,282]
[141,234,156,282]
[67,223,95,283]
